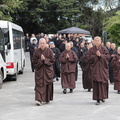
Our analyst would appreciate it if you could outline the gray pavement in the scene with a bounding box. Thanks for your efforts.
[0,52,120,120]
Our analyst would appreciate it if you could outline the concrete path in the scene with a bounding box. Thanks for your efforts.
[0,52,119,120]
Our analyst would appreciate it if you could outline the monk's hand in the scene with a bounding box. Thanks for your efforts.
[96,50,101,57]
[118,59,120,62]
[67,54,70,58]
[42,55,46,60]
[53,53,55,56]
[111,54,115,57]
[41,54,45,61]
[66,54,68,59]
[66,54,69,59]
[41,54,43,61]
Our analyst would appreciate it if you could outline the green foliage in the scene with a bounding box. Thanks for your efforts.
[76,6,105,37]
[11,0,81,33]
[104,11,120,45]
[11,0,100,34]
[0,0,22,21]
[0,0,104,36]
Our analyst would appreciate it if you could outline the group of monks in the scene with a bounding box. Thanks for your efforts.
[32,35,120,106]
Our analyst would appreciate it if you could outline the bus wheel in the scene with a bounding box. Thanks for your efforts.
[0,71,3,89]
[12,72,17,81]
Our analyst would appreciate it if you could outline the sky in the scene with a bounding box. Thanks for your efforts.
[89,0,119,11]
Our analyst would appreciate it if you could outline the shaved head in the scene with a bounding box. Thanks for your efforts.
[94,36,101,40]
[39,38,47,50]
[65,43,71,51]
[106,42,111,48]
[39,38,46,43]
[111,43,116,50]
[94,36,102,47]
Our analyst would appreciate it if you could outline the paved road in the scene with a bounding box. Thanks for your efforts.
[0,52,120,120]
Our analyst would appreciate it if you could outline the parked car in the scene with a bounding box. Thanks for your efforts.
[81,35,93,43]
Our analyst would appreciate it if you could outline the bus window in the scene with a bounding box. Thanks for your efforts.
[13,29,21,49]
[2,28,9,45]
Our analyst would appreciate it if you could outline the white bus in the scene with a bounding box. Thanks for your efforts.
[0,27,7,88]
[0,20,25,81]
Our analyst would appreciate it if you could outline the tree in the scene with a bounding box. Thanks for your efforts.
[75,6,105,37]
[0,0,22,21]
[100,0,118,11]
[104,11,120,45]
[11,0,100,34]
[12,0,81,34]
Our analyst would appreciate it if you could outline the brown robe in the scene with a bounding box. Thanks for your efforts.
[88,45,110,100]
[32,47,55,102]
[111,54,120,90]
[81,51,93,89]
[59,50,78,89]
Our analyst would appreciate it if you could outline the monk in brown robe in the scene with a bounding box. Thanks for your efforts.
[81,43,93,92]
[59,43,78,94]
[111,47,120,94]
[88,36,110,105]
[33,38,55,106]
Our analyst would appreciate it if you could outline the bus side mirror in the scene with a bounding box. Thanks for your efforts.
[7,43,11,49]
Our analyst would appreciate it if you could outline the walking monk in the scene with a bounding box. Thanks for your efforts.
[81,43,93,92]
[33,38,55,106]
[111,47,120,94]
[88,36,110,105]
[59,43,78,94]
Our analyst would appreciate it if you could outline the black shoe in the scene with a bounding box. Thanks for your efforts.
[46,101,50,104]
[35,101,42,106]
[96,100,100,105]
[70,89,73,93]
[32,69,34,72]
[110,82,114,85]
[96,102,100,105]
[101,99,105,102]
[88,88,91,92]
[63,89,67,94]
[56,78,59,81]
[118,90,120,94]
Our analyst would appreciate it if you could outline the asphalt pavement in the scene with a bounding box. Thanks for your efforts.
[0,52,120,120]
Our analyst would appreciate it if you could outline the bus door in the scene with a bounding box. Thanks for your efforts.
[2,28,10,63]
